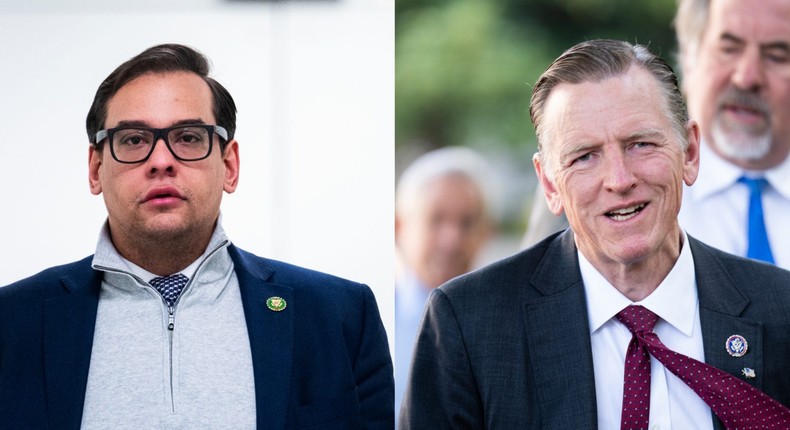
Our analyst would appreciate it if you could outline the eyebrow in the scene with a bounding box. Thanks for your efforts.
[762,41,790,53]
[561,129,666,154]
[112,118,207,128]
[720,32,746,46]
[556,127,669,162]
[621,129,666,142]
[721,32,790,52]
[562,142,596,158]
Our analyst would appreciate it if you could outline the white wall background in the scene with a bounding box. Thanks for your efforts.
[0,0,394,339]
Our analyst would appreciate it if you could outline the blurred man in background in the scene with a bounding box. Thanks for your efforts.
[394,146,492,418]
[675,0,790,266]
[524,0,790,269]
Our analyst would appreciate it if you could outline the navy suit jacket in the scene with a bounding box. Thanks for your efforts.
[0,245,394,429]
[401,230,790,429]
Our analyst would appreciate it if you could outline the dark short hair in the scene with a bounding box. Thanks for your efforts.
[86,43,237,152]
[530,39,689,178]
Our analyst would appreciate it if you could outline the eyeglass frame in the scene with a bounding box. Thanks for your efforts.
[93,124,229,164]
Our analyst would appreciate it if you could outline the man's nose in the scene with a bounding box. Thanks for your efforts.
[146,138,177,172]
[731,48,765,91]
[602,151,637,193]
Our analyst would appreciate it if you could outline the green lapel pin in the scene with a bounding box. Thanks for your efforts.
[266,296,287,312]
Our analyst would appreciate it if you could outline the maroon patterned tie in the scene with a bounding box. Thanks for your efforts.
[616,305,790,430]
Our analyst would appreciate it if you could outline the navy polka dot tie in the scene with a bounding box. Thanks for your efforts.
[616,305,790,429]
[149,273,189,308]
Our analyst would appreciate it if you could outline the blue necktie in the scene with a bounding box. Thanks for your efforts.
[150,273,189,308]
[739,176,775,264]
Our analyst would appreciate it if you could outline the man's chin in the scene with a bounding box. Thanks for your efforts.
[140,219,192,240]
[711,124,771,161]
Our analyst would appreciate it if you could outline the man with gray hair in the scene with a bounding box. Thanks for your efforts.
[401,39,790,429]
[394,146,492,420]
[524,0,790,269]
[675,0,790,267]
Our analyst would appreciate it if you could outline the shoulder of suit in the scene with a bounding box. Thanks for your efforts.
[688,236,790,284]
[437,232,561,301]
[0,255,94,299]
[230,246,372,298]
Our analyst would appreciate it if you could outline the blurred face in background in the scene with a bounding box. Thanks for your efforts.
[683,0,790,170]
[396,173,490,290]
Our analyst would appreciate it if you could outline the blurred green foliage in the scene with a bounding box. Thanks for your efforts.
[396,0,678,153]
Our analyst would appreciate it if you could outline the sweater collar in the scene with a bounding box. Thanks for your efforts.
[91,217,232,286]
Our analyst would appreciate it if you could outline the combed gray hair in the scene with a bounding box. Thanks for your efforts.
[396,146,491,217]
[674,0,710,75]
[530,39,689,180]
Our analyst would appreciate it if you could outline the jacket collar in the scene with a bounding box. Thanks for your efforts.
[689,236,761,430]
[43,257,102,429]
[523,230,598,428]
[229,245,295,429]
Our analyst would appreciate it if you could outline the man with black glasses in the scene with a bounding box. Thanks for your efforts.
[0,43,393,429]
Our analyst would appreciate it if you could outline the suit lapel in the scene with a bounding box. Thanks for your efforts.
[522,235,765,429]
[43,261,101,429]
[690,237,762,388]
[230,246,294,429]
[524,231,597,428]
[690,237,762,430]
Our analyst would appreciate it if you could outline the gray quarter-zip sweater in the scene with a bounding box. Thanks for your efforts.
[80,222,257,429]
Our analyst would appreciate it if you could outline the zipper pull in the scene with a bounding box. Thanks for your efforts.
[168,307,175,331]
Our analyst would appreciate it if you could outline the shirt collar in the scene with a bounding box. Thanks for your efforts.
[691,139,790,200]
[582,230,698,337]
[687,139,742,200]
[764,153,790,200]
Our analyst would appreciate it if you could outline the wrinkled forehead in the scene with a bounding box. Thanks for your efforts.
[542,68,669,148]
[704,0,790,44]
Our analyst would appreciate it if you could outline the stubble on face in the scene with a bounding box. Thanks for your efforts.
[683,0,790,169]
[89,71,238,274]
[710,87,772,160]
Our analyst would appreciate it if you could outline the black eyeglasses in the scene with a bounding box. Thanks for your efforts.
[94,124,228,164]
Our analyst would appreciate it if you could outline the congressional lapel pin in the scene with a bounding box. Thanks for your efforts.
[742,367,756,379]
[725,334,748,357]
[266,296,287,312]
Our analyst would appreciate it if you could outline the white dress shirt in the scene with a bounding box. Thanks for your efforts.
[679,141,790,269]
[581,231,713,430]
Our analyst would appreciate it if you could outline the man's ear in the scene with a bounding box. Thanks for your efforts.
[222,139,240,193]
[88,145,103,195]
[682,120,701,187]
[533,153,564,216]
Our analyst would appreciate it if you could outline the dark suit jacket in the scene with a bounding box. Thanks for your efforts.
[0,245,394,429]
[400,230,790,429]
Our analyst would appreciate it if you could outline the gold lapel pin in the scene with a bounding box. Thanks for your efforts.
[266,296,287,312]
